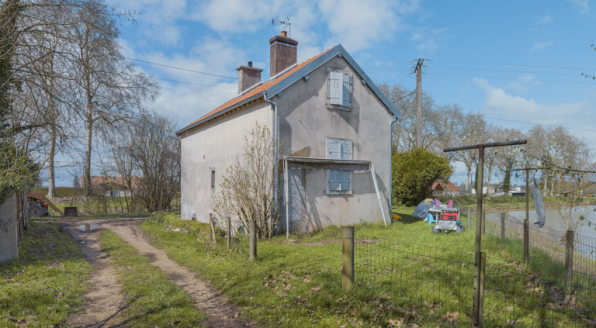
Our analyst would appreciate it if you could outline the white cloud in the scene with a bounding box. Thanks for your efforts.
[474,78,596,146]
[530,41,553,53]
[318,0,420,51]
[537,14,554,24]
[410,26,447,53]
[567,0,591,13]
[108,0,187,45]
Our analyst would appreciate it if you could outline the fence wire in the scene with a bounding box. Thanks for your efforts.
[352,225,596,327]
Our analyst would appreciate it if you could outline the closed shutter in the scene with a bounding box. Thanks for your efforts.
[339,140,352,191]
[328,71,343,105]
[342,73,351,107]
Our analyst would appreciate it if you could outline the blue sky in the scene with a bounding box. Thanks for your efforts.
[50,0,596,186]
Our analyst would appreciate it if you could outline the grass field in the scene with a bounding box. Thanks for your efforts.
[437,195,596,210]
[99,231,206,327]
[0,222,93,327]
[140,209,595,327]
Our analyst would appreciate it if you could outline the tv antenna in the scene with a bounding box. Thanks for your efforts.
[272,17,291,37]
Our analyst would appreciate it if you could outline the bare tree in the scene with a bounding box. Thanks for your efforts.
[211,122,279,238]
[65,0,158,196]
[129,110,180,212]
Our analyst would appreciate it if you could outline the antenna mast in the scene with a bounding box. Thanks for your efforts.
[271,17,292,37]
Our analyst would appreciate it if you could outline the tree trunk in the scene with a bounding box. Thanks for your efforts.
[47,121,57,198]
[84,113,93,197]
[486,167,492,196]
[465,166,472,196]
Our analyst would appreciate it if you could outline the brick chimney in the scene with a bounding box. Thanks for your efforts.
[269,31,298,78]
[236,61,263,93]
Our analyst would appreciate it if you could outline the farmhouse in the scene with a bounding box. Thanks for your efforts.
[177,32,398,233]
[431,180,460,197]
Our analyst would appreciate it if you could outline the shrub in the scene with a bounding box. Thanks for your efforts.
[392,148,452,206]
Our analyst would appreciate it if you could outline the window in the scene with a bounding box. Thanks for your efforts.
[328,70,352,109]
[211,169,215,188]
[326,138,352,194]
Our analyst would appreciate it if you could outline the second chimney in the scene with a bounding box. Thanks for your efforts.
[269,31,298,78]
[236,61,263,93]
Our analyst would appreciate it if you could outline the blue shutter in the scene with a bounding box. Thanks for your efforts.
[342,73,351,107]
[328,139,341,159]
[329,71,343,105]
[329,170,341,192]
[340,171,351,191]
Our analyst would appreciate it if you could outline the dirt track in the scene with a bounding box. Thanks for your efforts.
[59,218,251,328]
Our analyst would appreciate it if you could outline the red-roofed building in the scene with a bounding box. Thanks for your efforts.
[431,180,460,196]
[177,32,398,233]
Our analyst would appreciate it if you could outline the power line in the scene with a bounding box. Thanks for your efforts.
[156,78,237,89]
[429,73,596,85]
[430,65,581,77]
[483,116,596,133]
[125,57,238,80]
[430,59,596,71]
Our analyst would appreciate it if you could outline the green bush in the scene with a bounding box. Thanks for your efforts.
[392,148,452,206]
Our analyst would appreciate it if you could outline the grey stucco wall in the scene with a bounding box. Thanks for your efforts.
[276,56,393,232]
[180,100,273,223]
[0,193,18,263]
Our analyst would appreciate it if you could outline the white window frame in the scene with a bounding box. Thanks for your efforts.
[326,69,353,110]
[326,138,353,195]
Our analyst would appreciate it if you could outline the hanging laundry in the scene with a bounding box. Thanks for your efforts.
[532,176,546,228]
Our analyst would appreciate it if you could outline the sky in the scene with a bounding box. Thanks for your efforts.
[50,0,596,186]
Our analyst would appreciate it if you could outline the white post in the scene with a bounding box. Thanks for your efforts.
[284,158,290,239]
[370,163,388,226]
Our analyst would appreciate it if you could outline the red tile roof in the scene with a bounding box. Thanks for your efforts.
[431,180,459,192]
[184,48,332,130]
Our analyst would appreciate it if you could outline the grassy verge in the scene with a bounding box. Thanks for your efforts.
[437,195,596,210]
[0,222,93,327]
[98,230,206,327]
[141,210,594,327]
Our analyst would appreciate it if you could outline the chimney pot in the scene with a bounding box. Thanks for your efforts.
[281,31,287,37]
[248,61,253,67]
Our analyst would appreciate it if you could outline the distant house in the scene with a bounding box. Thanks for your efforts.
[431,180,460,196]
[471,184,503,195]
[80,176,140,197]
[176,32,398,233]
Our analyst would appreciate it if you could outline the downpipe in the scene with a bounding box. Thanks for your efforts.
[264,92,279,236]
[388,116,398,223]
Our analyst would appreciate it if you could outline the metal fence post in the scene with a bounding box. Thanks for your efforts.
[523,219,529,264]
[249,220,257,261]
[227,217,231,249]
[565,230,574,290]
[468,206,472,231]
[500,212,506,243]
[473,251,486,327]
[342,226,355,291]
[482,210,486,235]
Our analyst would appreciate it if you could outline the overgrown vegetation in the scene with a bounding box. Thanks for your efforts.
[140,210,592,327]
[0,222,92,327]
[98,230,206,327]
[392,148,452,206]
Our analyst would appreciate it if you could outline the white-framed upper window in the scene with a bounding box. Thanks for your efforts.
[326,138,352,194]
[327,70,352,109]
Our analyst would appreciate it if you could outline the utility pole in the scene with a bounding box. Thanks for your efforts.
[414,58,424,148]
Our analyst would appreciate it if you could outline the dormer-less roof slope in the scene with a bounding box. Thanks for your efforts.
[176,45,399,136]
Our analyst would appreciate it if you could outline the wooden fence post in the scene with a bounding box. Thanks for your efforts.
[209,213,216,243]
[468,206,472,231]
[249,220,257,261]
[227,217,231,249]
[500,212,506,243]
[523,219,529,264]
[342,226,355,291]
[565,230,574,290]
[473,251,486,327]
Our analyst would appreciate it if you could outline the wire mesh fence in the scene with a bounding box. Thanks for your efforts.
[350,225,596,327]
[354,238,474,326]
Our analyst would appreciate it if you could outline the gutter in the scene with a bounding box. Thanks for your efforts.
[263,91,279,236]
[388,116,398,222]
